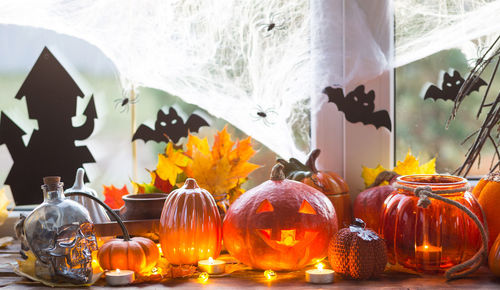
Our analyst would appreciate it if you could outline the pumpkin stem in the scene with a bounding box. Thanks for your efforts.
[305,149,321,173]
[367,171,398,188]
[64,192,131,241]
[183,178,199,189]
[270,163,286,181]
[352,218,366,229]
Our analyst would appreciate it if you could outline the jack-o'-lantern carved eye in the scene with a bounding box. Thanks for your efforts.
[256,199,274,213]
[298,200,317,215]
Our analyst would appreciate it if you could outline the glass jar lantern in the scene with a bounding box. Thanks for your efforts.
[380,175,484,273]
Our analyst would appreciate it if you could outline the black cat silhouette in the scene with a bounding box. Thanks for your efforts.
[132,107,209,143]
[424,70,487,101]
[323,85,391,131]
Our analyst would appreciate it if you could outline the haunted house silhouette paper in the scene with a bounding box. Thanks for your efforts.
[0,47,97,205]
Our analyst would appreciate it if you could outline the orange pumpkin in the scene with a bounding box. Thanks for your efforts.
[328,218,387,280]
[353,171,399,232]
[223,163,337,271]
[278,149,351,228]
[64,191,160,274]
[472,172,500,249]
[489,233,500,277]
[98,237,159,274]
[159,178,222,265]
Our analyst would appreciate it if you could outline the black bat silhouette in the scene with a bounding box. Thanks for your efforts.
[132,107,209,143]
[423,70,487,101]
[323,85,392,131]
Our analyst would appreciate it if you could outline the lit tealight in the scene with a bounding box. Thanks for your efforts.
[264,269,277,281]
[105,268,135,286]
[198,272,209,283]
[198,257,225,274]
[305,263,334,284]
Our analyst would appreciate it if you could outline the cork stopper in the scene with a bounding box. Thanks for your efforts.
[43,176,62,191]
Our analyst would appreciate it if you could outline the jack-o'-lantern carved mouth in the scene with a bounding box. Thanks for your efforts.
[257,228,318,250]
[254,198,320,251]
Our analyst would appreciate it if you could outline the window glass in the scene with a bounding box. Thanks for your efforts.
[396,47,498,177]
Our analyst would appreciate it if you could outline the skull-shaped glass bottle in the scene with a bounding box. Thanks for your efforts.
[22,176,98,284]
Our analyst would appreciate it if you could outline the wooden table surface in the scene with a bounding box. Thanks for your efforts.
[0,241,499,289]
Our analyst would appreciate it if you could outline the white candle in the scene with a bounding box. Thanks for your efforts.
[305,263,334,284]
[105,269,135,286]
[198,257,226,275]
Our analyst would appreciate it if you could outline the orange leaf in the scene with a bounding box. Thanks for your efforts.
[212,126,234,161]
[103,185,129,209]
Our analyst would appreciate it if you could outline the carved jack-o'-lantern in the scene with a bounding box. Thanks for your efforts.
[223,164,337,271]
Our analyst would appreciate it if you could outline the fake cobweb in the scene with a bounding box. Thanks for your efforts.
[0,0,499,159]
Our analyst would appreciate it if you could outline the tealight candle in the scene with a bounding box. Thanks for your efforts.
[198,257,226,275]
[305,263,334,284]
[105,269,135,286]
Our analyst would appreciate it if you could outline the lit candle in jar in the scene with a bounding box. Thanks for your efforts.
[105,269,135,286]
[415,244,442,269]
[305,263,334,284]
[197,257,226,275]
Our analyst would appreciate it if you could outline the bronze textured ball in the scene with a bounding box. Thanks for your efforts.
[328,218,387,280]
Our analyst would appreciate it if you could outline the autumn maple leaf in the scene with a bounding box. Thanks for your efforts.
[103,185,129,209]
[185,127,260,196]
[361,151,436,188]
[156,142,190,186]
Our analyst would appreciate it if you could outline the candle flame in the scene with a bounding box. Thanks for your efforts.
[316,263,324,271]
[264,269,277,280]
[424,245,429,250]
[208,257,214,264]
[116,269,120,273]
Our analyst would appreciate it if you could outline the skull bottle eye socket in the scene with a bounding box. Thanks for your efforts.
[57,227,78,246]
[298,200,317,215]
[256,199,274,213]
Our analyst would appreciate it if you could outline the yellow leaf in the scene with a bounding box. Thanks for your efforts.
[393,151,436,176]
[186,134,210,157]
[17,250,36,276]
[0,188,9,226]
[184,127,260,199]
[156,142,190,185]
[361,164,387,188]
[361,151,436,188]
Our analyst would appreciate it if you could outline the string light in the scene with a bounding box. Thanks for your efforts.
[198,272,209,283]
[264,269,277,281]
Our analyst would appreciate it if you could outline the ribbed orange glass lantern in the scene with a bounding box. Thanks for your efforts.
[380,175,484,274]
[159,178,222,265]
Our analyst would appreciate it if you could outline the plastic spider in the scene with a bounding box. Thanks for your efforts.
[114,90,139,113]
[257,13,287,37]
[251,105,278,126]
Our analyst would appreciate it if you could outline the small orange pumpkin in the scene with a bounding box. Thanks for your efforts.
[472,172,500,249]
[278,149,351,228]
[64,191,160,274]
[98,237,159,274]
[328,218,387,280]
